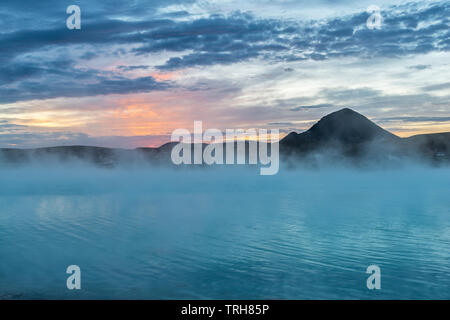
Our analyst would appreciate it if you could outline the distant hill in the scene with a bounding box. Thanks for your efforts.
[280,108,449,163]
[281,108,398,146]
[0,108,449,167]
[403,132,450,161]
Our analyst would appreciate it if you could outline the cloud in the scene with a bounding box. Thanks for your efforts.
[378,116,450,122]
[0,122,29,134]
[316,86,449,112]
[117,65,150,71]
[145,2,450,69]
[80,51,99,60]
[290,104,334,111]
[318,88,382,101]
[0,19,174,63]
[267,122,295,126]
[0,1,449,103]
[408,64,431,70]
[157,51,262,70]
[2,3,448,65]
[422,82,450,92]
[0,69,172,104]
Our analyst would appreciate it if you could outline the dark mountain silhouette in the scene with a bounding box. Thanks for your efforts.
[280,108,400,157]
[280,108,449,163]
[0,108,449,166]
[282,108,398,145]
[403,132,450,161]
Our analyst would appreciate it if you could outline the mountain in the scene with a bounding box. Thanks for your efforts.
[280,108,449,163]
[403,132,450,161]
[0,108,449,166]
[281,108,400,155]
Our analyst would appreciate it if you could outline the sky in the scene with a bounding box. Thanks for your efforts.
[0,0,449,148]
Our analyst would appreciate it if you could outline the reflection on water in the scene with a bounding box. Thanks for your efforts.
[0,166,449,299]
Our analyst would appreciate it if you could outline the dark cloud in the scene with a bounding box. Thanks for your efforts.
[290,104,334,111]
[267,122,295,126]
[422,82,450,92]
[0,71,172,104]
[0,19,175,63]
[0,122,28,133]
[408,64,431,70]
[117,65,150,71]
[0,0,196,32]
[0,1,448,103]
[318,88,382,101]
[2,2,449,67]
[157,51,261,70]
[310,87,450,125]
[80,51,99,60]
[378,116,450,122]
[161,10,191,18]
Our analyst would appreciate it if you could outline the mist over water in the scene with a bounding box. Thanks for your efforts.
[0,163,449,299]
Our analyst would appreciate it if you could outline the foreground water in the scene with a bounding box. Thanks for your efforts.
[0,165,449,299]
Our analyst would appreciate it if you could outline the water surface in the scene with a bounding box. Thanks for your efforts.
[0,165,449,299]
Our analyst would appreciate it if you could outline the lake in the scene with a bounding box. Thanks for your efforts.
[0,165,449,299]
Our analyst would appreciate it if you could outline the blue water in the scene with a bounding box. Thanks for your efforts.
[0,165,449,299]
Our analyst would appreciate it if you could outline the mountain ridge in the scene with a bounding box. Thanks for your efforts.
[1,108,449,166]
[281,108,399,144]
